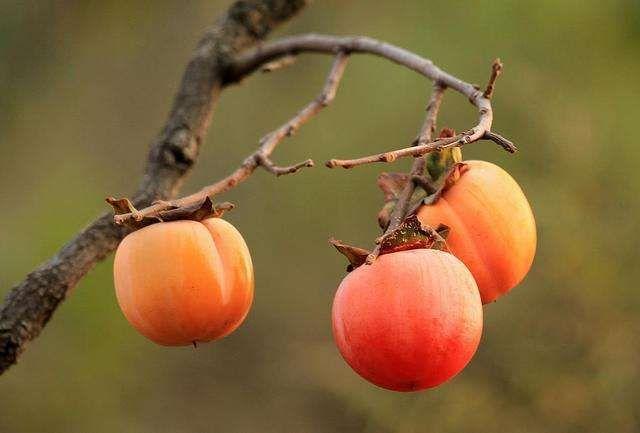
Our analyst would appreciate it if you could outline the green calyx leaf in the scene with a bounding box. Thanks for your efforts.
[425,127,462,184]
[425,146,462,183]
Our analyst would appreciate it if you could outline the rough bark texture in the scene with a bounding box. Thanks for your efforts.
[0,0,308,375]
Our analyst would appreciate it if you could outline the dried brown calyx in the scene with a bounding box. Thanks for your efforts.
[330,215,450,272]
[106,196,234,230]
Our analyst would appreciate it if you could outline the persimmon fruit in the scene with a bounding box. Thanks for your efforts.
[417,160,536,304]
[332,249,483,392]
[113,218,253,346]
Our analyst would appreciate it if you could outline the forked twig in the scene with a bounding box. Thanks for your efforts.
[112,52,349,225]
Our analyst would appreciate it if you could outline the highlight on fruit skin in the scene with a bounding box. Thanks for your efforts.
[113,218,254,346]
[332,249,483,392]
[418,160,536,304]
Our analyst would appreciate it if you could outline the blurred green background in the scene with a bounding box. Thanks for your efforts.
[1,1,639,432]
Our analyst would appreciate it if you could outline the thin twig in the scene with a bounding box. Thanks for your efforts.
[366,83,446,264]
[484,130,517,152]
[324,126,517,169]
[113,52,349,225]
[483,58,503,99]
[260,54,297,73]
[258,155,315,176]
[325,133,463,169]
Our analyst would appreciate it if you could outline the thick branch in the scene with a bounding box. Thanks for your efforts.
[113,52,349,225]
[0,0,308,375]
[366,84,446,264]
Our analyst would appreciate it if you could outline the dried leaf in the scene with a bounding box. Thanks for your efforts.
[431,223,451,251]
[439,127,456,139]
[107,196,235,230]
[329,238,371,272]
[107,197,162,229]
[105,197,138,215]
[158,197,234,222]
[442,162,469,192]
[116,214,163,230]
[377,172,410,201]
[377,172,410,229]
[377,202,395,230]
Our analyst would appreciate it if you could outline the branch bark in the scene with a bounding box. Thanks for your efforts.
[0,0,308,375]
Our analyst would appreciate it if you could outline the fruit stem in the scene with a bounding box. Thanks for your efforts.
[366,83,447,264]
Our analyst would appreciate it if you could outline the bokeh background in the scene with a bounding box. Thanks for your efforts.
[2,1,639,432]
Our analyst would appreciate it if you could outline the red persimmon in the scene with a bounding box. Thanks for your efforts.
[332,249,482,391]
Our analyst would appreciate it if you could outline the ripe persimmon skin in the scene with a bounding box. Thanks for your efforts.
[113,218,253,346]
[417,160,536,304]
[332,249,482,392]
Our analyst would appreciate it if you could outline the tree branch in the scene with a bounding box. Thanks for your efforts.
[223,34,508,167]
[0,22,516,374]
[117,35,516,224]
[0,0,308,375]
[112,52,349,225]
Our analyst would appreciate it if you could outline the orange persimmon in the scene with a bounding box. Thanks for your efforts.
[417,160,536,304]
[113,218,253,346]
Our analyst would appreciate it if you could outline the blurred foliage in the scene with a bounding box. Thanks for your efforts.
[1,1,639,432]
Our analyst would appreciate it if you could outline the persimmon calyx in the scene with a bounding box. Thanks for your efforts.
[330,215,450,272]
[376,215,450,255]
[105,196,234,230]
[329,239,371,272]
